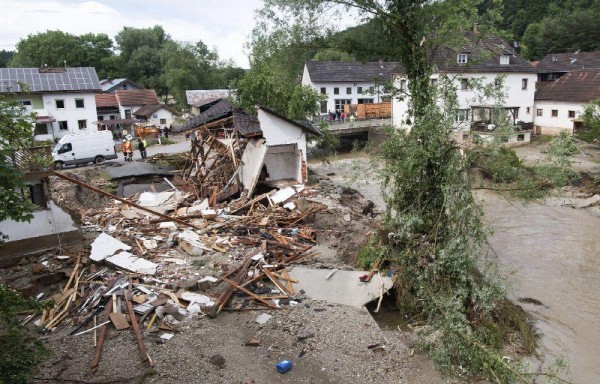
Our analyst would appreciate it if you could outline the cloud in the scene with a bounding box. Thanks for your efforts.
[0,0,262,67]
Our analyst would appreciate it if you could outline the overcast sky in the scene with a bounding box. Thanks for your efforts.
[0,0,265,68]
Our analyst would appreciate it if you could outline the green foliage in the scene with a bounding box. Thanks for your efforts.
[578,98,600,143]
[0,285,48,384]
[9,30,114,78]
[470,146,522,183]
[0,50,13,67]
[312,49,354,62]
[0,95,37,244]
[357,234,389,270]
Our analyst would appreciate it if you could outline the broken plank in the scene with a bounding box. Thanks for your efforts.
[109,312,130,330]
[222,277,277,309]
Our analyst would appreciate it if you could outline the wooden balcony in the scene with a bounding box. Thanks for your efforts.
[10,145,53,180]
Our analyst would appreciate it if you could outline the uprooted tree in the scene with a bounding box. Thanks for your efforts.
[264,0,569,382]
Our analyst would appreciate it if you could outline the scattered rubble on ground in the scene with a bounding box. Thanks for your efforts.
[0,164,414,382]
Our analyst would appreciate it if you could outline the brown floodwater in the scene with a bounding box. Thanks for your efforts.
[479,191,600,384]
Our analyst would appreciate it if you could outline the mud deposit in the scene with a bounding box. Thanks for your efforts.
[479,191,600,383]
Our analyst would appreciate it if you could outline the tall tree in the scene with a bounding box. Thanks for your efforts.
[260,1,561,381]
[9,31,114,77]
[0,50,14,67]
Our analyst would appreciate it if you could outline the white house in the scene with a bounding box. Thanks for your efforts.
[533,69,600,135]
[0,67,101,141]
[100,78,144,93]
[301,61,399,115]
[391,33,537,143]
[134,104,178,129]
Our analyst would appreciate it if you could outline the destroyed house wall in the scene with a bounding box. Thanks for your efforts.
[263,144,302,183]
[257,109,308,163]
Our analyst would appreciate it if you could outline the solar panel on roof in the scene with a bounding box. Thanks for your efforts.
[0,67,100,93]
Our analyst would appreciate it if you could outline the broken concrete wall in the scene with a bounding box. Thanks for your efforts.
[263,144,302,183]
[239,138,267,197]
[256,109,308,163]
[0,200,81,265]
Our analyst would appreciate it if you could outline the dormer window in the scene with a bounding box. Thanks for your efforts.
[457,54,468,64]
[500,55,510,65]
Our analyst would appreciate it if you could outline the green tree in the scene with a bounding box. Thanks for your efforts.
[114,26,170,96]
[0,50,14,68]
[0,95,37,245]
[262,1,567,382]
[9,31,114,77]
[312,48,354,61]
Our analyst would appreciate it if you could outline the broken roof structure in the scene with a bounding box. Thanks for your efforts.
[175,99,322,201]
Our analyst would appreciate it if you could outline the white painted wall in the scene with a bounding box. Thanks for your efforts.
[41,92,98,139]
[392,72,537,130]
[146,108,175,128]
[257,109,308,162]
[0,200,77,242]
[533,100,585,135]
[301,66,389,114]
[263,144,302,182]
[119,104,141,119]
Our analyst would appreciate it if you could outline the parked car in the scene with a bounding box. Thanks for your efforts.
[52,131,117,169]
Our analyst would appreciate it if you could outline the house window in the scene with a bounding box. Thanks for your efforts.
[526,107,531,114]
[494,78,502,90]
[431,78,438,86]
[457,54,468,64]
[55,99,65,109]
[110,115,115,120]
[568,110,576,118]
[357,98,374,104]
[75,99,85,108]
[98,116,104,121]
[536,109,543,117]
[455,109,470,123]
[78,120,87,129]
[122,84,128,90]
[346,87,352,95]
[368,86,375,94]
[400,79,407,92]
[320,100,327,113]
[34,123,48,135]
[160,118,167,125]
[152,113,158,118]
[460,78,469,91]
[334,99,351,111]
[500,55,510,65]
[517,134,525,142]
[522,79,528,90]
[58,121,68,130]
[357,86,363,94]
[320,87,326,94]
[125,110,132,119]
[19,100,33,111]
[551,109,558,117]
[333,87,339,95]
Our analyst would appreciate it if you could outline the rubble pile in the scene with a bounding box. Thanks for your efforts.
[9,178,340,371]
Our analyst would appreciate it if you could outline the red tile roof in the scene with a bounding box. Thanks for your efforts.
[95,93,118,108]
[115,89,160,106]
[535,69,600,103]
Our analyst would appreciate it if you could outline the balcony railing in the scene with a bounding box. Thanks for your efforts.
[10,145,53,174]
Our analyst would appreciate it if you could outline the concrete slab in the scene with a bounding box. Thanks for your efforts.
[288,266,393,308]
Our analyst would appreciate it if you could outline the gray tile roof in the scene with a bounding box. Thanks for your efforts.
[432,33,536,74]
[536,52,600,73]
[0,67,101,93]
[305,61,401,83]
[535,69,600,103]
[176,99,262,137]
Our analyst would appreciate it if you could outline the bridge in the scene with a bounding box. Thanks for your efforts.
[321,118,392,136]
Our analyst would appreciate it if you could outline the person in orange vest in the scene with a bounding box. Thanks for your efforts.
[125,139,133,161]
[120,139,128,161]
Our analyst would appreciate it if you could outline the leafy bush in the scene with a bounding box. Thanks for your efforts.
[468,146,521,183]
[0,285,48,384]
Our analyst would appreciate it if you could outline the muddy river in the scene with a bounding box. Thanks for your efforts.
[479,191,600,384]
[311,153,600,382]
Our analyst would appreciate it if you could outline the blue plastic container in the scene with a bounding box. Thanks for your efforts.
[276,359,293,373]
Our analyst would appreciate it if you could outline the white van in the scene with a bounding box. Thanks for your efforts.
[52,131,118,169]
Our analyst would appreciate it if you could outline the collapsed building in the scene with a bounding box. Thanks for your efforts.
[172,99,322,200]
